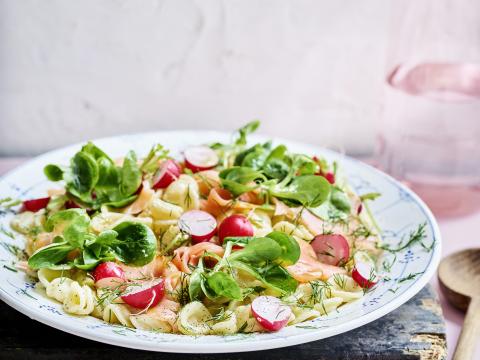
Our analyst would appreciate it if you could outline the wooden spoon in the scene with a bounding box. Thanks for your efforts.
[438,248,480,360]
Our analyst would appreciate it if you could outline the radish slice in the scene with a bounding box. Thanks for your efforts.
[121,278,165,309]
[311,234,350,266]
[65,200,81,209]
[352,251,378,289]
[152,159,181,189]
[218,214,254,244]
[93,262,126,289]
[178,210,217,244]
[251,296,291,332]
[324,172,335,184]
[184,146,219,173]
[21,197,50,212]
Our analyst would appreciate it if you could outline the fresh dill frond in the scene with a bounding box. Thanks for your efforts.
[350,225,372,239]
[0,242,23,258]
[3,264,18,272]
[359,192,381,202]
[379,223,427,253]
[332,273,347,290]
[0,226,15,239]
[397,271,424,283]
[96,281,142,307]
[362,268,379,295]
[172,273,190,306]
[238,321,248,333]
[382,254,397,273]
[0,197,22,209]
[206,307,232,324]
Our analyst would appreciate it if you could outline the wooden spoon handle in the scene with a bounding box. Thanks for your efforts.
[453,296,480,360]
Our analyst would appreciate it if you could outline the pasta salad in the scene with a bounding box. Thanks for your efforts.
[9,121,383,335]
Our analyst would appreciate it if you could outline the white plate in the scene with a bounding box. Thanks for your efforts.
[0,131,441,353]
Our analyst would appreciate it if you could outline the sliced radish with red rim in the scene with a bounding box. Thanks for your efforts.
[65,200,81,209]
[93,262,126,289]
[152,159,181,189]
[178,210,217,243]
[324,172,335,184]
[184,146,219,173]
[218,214,254,244]
[121,278,165,309]
[21,197,50,212]
[251,296,291,331]
[311,234,350,266]
[352,251,378,289]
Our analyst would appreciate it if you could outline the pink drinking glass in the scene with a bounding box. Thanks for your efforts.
[377,62,480,217]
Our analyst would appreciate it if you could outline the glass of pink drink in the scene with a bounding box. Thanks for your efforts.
[377,62,480,217]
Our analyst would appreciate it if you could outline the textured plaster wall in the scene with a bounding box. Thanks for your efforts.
[0,0,389,156]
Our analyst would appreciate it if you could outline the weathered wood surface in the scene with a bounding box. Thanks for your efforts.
[0,285,446,360]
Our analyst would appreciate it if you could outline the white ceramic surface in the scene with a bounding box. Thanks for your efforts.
[0,131,441,353]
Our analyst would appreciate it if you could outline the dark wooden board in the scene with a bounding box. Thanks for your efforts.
[0,285,446,360]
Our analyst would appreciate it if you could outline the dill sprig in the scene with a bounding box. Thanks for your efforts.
[96,280,142,307]
[388,286,400,294]
[3,264,18,272]
[381,254,397,273]
[237,321,248,333]
[363,268,379,295]
[350,225,372,239]
[398,271,424,284]
[332,273,347,290]
[301,280,333,314]
[0,226,15,240]
[170,273,190,306]
[0,197,22,209]
[0,242,23,258]
[379,223,427,253]
[206,307,232,324]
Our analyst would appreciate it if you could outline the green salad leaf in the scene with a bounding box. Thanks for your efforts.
[205,272,242,300]
[330,187,351,212]
[187,231,300,301]
[28,242,75,270]
[234,120,261,146]
[42,142,167,210]
[69,151,99,197]
[44,164,64,181]
[120,151,142,197]
[110,221,157,266]
[216,124,332,208]
[270,175,331,208]
[219,167,266,197]
[28,210,158,270]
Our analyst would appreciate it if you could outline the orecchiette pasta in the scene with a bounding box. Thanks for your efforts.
[62,281,96,315]
[160,225,189,253]
[314,297,344,315]
[289,307,320,325]
[102,303,133,327]
[44,277,96,315]
[130,298,179,332]
[163,175,200,211]
[150,198,184,220]
[249,210,273,237]
[232,305,264,333]
[90,208,152,233]
[210,310,237,335]
[152,219,177,235]
[272,221,314,241]
[10,210,45,235]
[327,274,364,302]
[176,301,211,335]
